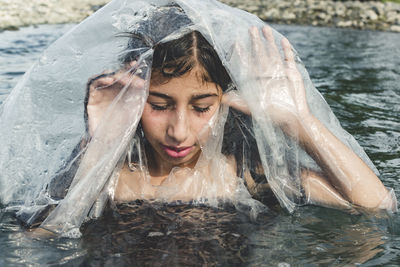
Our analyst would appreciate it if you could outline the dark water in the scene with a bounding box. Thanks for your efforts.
[0,24,399,266]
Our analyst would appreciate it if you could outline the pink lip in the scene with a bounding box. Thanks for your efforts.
[162,145,193,158]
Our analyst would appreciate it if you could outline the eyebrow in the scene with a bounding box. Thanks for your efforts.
[191,93,218,100]
[149,92,218,101]
[149,92,173,100]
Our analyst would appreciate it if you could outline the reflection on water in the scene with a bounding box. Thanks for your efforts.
[0,24,399,265]
[80,202,389,266]
[0,203,390,266]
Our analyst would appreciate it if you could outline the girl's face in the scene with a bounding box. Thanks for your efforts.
[141,68,222,175]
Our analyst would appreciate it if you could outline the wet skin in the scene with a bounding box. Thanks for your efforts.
[141,69,222,178]
[85,26,394,211]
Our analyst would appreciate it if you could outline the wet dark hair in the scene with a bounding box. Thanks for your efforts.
[124,30,232,93]
[152,31,232,92]
[120,4,230,92]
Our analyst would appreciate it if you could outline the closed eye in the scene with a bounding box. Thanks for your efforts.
[193,106,211,113]
[150,103,171,111]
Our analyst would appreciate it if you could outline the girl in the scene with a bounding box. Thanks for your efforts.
[11,2,395,235]
[84,26,393,211]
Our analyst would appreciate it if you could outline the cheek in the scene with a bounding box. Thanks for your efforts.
[189,114,212,133]
[141,105,168,137]
[189,107,220,137]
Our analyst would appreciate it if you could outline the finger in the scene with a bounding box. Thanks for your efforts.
[88,71,116,91]
[132,76,145,88]
[123,60,139,73]
[114,69,145,89]
[91,60,139,91]
[88,63,146,108]
[249,26,264,60]
[281,38,306,108]
[281,37,296,69]
[261,25,280,59]
[91,76,115,90]
[107,71,146,108]
[221,91,250,115]
[121,60,147,88]
[88,72,126,105]
[282,37,303,84]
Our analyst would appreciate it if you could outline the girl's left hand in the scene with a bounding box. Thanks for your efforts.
[224,26,312,137]
[252,26,311,136]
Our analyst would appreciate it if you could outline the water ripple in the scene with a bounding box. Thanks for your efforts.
[0,23,399,265]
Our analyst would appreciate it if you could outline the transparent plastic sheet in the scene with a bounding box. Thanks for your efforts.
[0,0,396,236]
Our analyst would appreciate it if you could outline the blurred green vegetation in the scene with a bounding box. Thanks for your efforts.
[383,0,400,3]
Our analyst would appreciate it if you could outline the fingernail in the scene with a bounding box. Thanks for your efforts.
[282,37,290,45]
[262,26,271,33]
[250,26,258,36]
[104,77,114,83]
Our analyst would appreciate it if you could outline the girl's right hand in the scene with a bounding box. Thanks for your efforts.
[86,62,145,137]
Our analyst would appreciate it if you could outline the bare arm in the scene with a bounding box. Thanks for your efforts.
[224,26,396,211]
[301,169,353,210]
[297,113,395,210]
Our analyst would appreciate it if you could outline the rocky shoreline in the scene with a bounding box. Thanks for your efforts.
[0,0,109,31]
[0,0,400,32]
[222,0,400,32]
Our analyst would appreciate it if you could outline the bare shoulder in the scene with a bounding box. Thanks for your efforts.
[114,165,144,202]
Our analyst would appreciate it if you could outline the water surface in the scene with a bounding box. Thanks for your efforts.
[0,24,399,266]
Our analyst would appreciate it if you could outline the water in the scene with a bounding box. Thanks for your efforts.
[0,23,399,266]
[0,24,75,105]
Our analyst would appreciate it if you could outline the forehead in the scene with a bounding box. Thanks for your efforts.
[149,69,220,97]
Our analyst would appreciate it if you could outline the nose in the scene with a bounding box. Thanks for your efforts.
[167,108,189,144]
